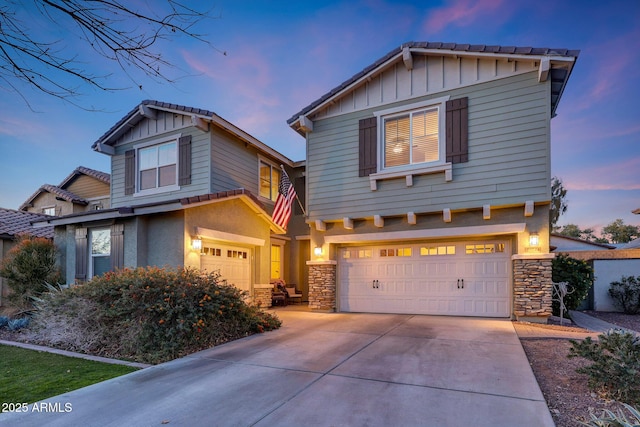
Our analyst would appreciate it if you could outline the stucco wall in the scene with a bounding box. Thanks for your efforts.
[592,259,640,312]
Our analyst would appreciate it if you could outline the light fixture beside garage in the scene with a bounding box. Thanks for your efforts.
[314,246,323,256]
[528,232,540,247]
[191,237,202,251]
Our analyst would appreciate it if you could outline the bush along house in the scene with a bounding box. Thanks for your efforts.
[287,42,579,322]
[34,101,309,306]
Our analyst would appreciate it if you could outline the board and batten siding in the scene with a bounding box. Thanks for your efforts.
[306,71,551,220]
[311,53,538,121]
[110,123,211,208]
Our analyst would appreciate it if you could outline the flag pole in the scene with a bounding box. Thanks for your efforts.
[281,165,307,217]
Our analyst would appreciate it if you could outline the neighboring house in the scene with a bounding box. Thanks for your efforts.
[20,166,111,216]
[551,213,640,312]
[33,101,309,304]
[0,208,54,306]
[287,41,579,321]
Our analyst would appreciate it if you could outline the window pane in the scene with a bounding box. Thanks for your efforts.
[139,146,156,169]
[158,142,176,166]
[140,169,156,190]
[271,244,281,279]
[91,228,110,255]
[158,164,176,187]
[93,256,111,277]
[271,169,281,202]
[384,115,410,167]
[412,109,439,163]
[259,162,271,199]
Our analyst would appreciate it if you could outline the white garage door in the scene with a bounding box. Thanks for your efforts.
[338,241,510,317]
[200,243,251,293]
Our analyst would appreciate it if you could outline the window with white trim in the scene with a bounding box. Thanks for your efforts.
[89,228,111,278]
[138,141,177,191]
[384,107,439,168]
[42,206,56,216]
[259,160,281,202]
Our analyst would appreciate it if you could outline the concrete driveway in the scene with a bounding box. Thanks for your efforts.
[1,311,554,427]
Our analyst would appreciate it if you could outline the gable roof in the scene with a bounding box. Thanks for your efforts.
[92,100,294,166]
[287,41,579,132]
[59,166,110,188]
[19,166,110,211]
[0,208,54,239]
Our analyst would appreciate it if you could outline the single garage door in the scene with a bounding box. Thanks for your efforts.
[338,241,510,317]
[200,243,252,293]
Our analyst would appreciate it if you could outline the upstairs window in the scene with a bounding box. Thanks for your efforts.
[139,141,177,191]
[259,161,281,202]
[384,107,439,168]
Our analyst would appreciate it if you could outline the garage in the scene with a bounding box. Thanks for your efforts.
[338,241,511,317]
[200,242,252,293]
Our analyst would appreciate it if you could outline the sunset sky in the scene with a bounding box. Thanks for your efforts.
[0,0,638,235]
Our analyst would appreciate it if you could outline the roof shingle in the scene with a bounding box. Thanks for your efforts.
[0,208,54,239]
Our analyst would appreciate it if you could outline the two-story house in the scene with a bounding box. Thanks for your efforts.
[287,42,579,321]
[35,101,309,304]
[20,166,111,216]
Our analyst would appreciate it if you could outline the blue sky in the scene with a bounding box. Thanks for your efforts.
[0,0,638,234]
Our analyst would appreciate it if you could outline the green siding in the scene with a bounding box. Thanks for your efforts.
[306,72,551,220]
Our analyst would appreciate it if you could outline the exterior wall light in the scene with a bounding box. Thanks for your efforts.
[314,246,323,256]
[192,237,202,251]
[529,232,539,247]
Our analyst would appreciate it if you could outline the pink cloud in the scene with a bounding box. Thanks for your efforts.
[565,157,640,191]
[422,0,509,34]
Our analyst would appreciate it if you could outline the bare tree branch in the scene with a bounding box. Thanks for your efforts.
[0,0,222,109]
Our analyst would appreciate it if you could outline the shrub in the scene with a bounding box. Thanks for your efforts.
[552,253,594,316]
[30,266,281,364]
[0,234,62,309]
[582,403,640,427]
[609,276,640,314]
[569,330,640,405]
[7,317,30,331]
[0,316,8,328]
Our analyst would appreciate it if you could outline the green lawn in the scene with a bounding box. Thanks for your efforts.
[0,345,139,404]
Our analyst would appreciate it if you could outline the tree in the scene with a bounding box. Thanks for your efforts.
[0,234,62,309]
[0,0,221,108]
[601,219,640,244]
[550,176,568,231]
[556,224,598,241]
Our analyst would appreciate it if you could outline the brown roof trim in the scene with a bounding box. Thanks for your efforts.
[287,41,580,128]
[180,189,265,211]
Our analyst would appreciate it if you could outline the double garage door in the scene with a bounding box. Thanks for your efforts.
[200,243,252,293]
[338,241,511,317]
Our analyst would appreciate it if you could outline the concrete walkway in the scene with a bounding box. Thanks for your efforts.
[569,310,640,336]
[0,312,553,427]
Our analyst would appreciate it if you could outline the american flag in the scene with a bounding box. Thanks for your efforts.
[272,168,297,230]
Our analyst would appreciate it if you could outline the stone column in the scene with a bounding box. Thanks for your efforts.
[306,260,337,311]
[253,284,273,308]
[512,254,555,322]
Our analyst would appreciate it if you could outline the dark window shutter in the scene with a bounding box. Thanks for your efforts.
[179,135,192,186]
[124,149,136,195]
[75,227,88,281]
[294,176,306,215]
[446,97,469,164]
[359,117,377,177]
[110,223,124,270]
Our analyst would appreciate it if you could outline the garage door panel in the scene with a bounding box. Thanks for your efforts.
[338,242,510,317]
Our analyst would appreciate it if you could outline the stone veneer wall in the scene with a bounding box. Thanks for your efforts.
[307,262,336,311]
[513,257,553,321]
[253,284,273,309]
